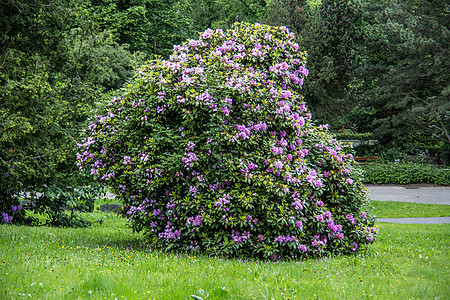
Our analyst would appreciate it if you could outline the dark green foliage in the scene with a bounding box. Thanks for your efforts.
[357,0,449,149]
[0,0,138,226]
[88,0,196,57]
[362,163,450,186]
[184,0,269,31]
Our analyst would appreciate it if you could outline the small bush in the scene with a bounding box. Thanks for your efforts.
[77,23,377,260]
[362,162,450,185]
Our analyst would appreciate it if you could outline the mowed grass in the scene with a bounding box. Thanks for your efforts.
[371,200,450,218]
[1,211,449,300]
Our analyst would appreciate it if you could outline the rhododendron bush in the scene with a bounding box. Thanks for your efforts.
[77,23,378,260]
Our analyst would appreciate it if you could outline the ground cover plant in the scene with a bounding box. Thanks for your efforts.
[0,212,448,299]
[370,201,450,219]
[77,23,377,260]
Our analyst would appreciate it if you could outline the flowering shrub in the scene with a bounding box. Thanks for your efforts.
[77,23,378,260]
[0,199,33,226]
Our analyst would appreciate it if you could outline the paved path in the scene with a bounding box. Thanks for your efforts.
[377,217,450,224]
[366,184,450,205]
[367,184,450,223]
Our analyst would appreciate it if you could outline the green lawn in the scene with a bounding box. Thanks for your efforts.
[370,200,450,218]
[1,211,449,299]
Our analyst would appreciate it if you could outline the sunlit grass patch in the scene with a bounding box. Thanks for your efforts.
[1,212,448,299]
[371,200,450,218]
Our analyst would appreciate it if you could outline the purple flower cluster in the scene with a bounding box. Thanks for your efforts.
[311,235,328,249]
[231,230,250,244]
[306,169,322,188]
[182,152,198,169]
[274,235,297,243]
[294,220,303,230]
[214,193,230,207]
[2,213,12,223]
[246,215,258,225]
[189,186,198,196]
[126,204,147,217]
[158,222,182,240]
[346,214,357,224]
[298,244,308,252]
[11,205,22,212]
[123,156,132,166]
[186,215,202,226]
[292,200,303,210]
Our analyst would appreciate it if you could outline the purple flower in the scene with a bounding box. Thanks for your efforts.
[360,212,367,221]
[316,214,325,223]
[279,139,288,147]
[248,163,258,170]
[274,161,283,170]
[328,220,337,233]
[298,244,307,252]
[346,214,356,224]
[201,28,213,39]
[182,152,198,169]
[232,230,251,244]
[346,178,354,185]
[351,242,358,251]
[189,186,198,196]
[274,235,297,243]
[316,201,324,207]
[295,220,303,230]
[158,224,182,240]
[271,146,283,155]
[11,205,22,212]
[187,215,203,226]
[298,66,309,76]
[123,156,132,165]
[2,213,12,223]
[185,142,196,151]
[221,106,230,116]
[215,194,230,207]
[292,200,303,210]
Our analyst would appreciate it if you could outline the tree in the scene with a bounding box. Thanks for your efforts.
[357,0,449,159]
[265,0,308,34]
[88,0,196,57]
[0,0,139,225]
[183,0,269,31]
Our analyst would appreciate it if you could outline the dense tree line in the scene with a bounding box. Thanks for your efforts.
[265,0,449,160]
[1,0,448,224]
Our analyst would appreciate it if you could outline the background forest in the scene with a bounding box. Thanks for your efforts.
[1,0,449,224]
